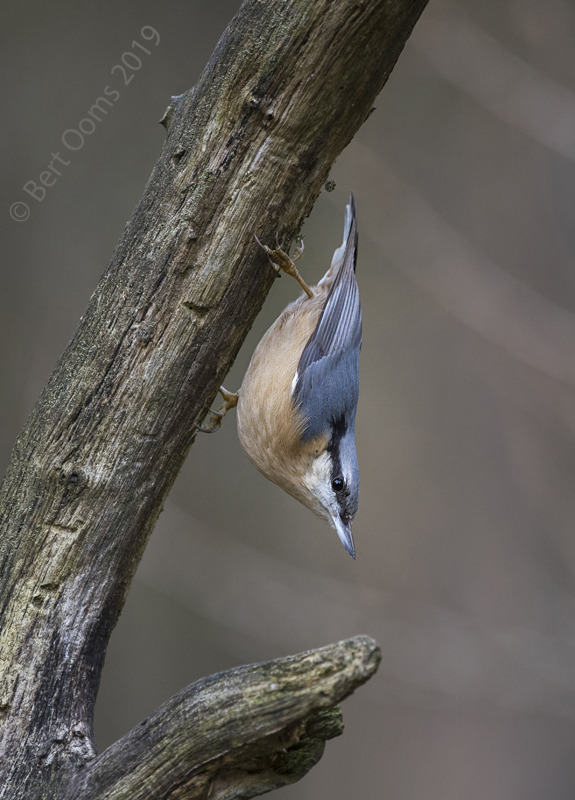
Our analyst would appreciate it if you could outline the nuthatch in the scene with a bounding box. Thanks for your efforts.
[199,195,361,558]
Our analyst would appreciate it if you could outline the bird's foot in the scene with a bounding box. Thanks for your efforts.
[194,386,239,433]
[254,234,313,298]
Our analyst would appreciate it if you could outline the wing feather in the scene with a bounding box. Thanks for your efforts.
[295,194,361,386]
[293,195,362,440]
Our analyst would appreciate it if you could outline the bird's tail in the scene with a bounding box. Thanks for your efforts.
[323,193,357,283]
[342,193,355,245]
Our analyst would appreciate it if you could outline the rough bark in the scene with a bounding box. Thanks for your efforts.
[62,636,380,800]
[0,0,428,797]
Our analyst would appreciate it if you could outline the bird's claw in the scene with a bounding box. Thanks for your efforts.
[194,409,224,434]
[293,237,305,263]
[254,234,312,297]
[254,234,281,273]
[194,387,238,434]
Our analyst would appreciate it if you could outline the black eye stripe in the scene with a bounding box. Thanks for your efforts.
[327,415,346,459]
[328,415,345,493]
[340,509,351,525]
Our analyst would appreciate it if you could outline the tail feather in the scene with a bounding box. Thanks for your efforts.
[325,193,357,280]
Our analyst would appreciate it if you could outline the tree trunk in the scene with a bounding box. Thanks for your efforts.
[0,0,428,797]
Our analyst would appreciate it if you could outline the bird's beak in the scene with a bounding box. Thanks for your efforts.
[332,514,356,559]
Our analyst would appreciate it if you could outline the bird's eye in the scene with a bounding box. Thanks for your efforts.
[332,476,344,492]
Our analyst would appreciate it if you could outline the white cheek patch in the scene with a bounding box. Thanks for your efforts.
[303,452,339,521]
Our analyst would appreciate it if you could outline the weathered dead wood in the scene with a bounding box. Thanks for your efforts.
[62,636,380,800]
[0,0,428,797]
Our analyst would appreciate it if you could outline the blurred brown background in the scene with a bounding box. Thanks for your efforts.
[4,0,575,797]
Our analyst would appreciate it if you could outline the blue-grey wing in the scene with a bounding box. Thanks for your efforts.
[293,195,361,440]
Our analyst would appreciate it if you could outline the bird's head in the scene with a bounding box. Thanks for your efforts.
[301,420,359,558]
